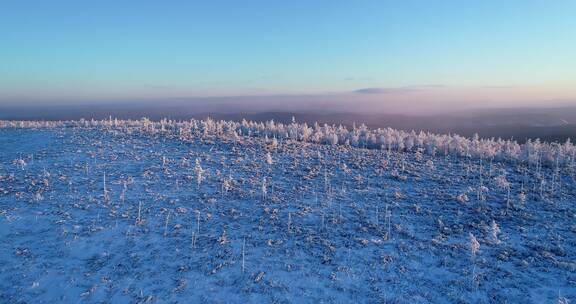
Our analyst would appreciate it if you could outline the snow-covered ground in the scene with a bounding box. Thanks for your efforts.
[0,123,574,303]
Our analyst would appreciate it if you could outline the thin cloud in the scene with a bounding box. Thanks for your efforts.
[481,85,516,89]
[354,88,400,94]
[353,84,444,94]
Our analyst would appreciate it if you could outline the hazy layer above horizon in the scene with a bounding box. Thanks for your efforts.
[1,1,575,110]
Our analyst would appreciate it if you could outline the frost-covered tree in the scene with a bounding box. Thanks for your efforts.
[2,117,574,168]
[194,158,204,188]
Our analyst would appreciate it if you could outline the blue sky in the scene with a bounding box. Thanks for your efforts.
[1,0,575,105]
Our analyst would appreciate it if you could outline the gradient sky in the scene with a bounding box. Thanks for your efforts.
[1,0,575,108]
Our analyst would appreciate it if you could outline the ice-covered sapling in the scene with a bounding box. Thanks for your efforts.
[194,158,204,189]
[136,201,142,225]
[103,171,109,202]
[196,211,200,235]
[540,178,545,199]
[164,210,171,237]
[242,237,246,273]
[270,137,278,149]
[490,220,501,244]
[266,152,273,165]
[495,174,511,212]
[384,205,392,240]
[469,233,480,258]
[120,180,127,202]
[469,232,481,287]
[324,168,329,194]
[192,210,200,248]
[375,205,379,228]
[222,175,233,196]
[261,177,267,200]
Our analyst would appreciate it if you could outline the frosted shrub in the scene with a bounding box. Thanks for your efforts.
[415,149,423,162]
[518,192,527,204]
[13,158,27,170]
[34,192,44,202]
[557,292,570,304]
[457,193,469,204]
[477,185,489,201]
[342,163,351,174]
[495,175,510,189]
[222,175,233,194]
[217,229,228,245]
[394,189,403,200]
